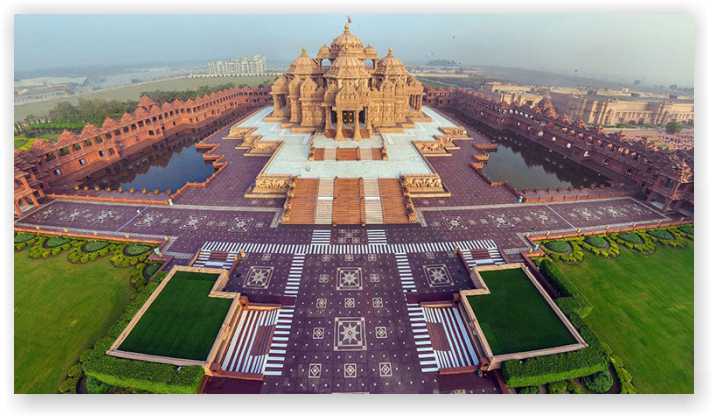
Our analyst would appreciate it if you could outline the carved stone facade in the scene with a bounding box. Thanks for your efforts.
[269,21,426,140]
[402,174,447,195]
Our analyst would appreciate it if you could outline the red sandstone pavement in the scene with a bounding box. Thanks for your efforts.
[12,109,675,394]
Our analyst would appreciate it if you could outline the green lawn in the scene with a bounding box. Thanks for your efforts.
[14,251,134,393]
[119,271,231,361]
[556,245,694,393]
[467,268,577,355]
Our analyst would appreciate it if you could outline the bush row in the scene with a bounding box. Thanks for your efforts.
[81,272,205,394]
[579,235,620,257]
[540,239,585,263]
[539,258,592,317]
[646,228,688,248]
[502,345,608,388]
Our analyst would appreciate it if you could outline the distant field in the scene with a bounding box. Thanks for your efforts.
[556,245,694,393]
[15,75,276,120]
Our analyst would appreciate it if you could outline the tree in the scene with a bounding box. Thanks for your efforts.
[665,121,682,134]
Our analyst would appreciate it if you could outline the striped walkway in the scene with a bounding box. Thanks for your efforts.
[284,254,305,297]
[221,308,279,374]
[311,229,331,245]
[263,306,295,376]
[395,252,416,292]
[422,304,479,369]
[366,229,387,245]
[193,250,239,269]
[459,246,505,268]
[200,238,499,256]
[407,303,439,373]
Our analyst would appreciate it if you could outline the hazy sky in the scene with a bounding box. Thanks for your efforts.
[14,13,695,86]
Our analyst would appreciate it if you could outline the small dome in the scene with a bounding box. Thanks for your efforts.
[326,55,369,79]
[287,48,320,75]
[316,44,330,59]
[375,48,407,76]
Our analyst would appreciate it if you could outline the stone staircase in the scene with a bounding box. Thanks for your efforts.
[314,178,334,224]
[362,178,384,224]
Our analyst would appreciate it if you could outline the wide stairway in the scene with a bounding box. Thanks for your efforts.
[282,178,412,224]
[314,178,334,224]
[362,178,384,224]
[283,178,318,224]
[333,178,362,224]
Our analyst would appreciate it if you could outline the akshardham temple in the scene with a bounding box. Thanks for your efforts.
[267,21,427,139]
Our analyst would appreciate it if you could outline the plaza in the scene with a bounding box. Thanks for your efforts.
[13,20,693,395]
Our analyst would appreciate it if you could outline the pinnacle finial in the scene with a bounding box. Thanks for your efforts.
[345,16,351,32]
[299,48,308,57]
[387,48,393,56]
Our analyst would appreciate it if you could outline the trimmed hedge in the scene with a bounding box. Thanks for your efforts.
[544,240,572,254]
[501,346,607,388]
[15,233,36,244]
[83,240,110,253]
[679,224,693,237]
[44,236,71,248]
[618,232,643,244]
[611,232,656,254]
[647,229,674,240]
[583,369,614,393]
[547,380,569,394]
[81,272,205,394]
[584,236,609,249]
[517,385,540,394]
[539,258,591,315]
[143,262,162,280]
[124,244,153,257]
[541,239,585,263]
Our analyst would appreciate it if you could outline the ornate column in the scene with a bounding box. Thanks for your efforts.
[335,110,344,140]
[324,107,332,131]
[272,94,282,117]
[365,107,372,137]
[289,98,299,123]
[353,109,361,140]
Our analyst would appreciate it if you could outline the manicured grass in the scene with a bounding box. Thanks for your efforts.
[555,245,693,393]
[619,232,643,244]
[467,268,577,355]
[14,251,134,393]
[83,240,109,252]
[648,229,674,240]
[44,236,71,248]
[119,271,231,361]
[584,236,609,249]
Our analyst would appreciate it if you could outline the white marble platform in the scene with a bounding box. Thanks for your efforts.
[234,106,458,179]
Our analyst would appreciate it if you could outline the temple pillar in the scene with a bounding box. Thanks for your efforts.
[365,107,373,136]
[353,109,361,140]
[324,107,332,131]
[289,98,299,123]
[272,94,282,117]
[335,110,344,140]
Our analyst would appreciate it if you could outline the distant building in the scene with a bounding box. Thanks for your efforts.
[206,55,266,76]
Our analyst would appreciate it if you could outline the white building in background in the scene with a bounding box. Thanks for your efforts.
[206,55,266,76]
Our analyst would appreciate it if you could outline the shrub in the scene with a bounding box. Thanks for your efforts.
[547,380,569,394]
[539,259,591,311]
[544,240,572,254]
[567,379,585,394]
[648,229,674,240]
[57,377,78,394]
[85,375,113,394]
[143,262,161,280]
[679,224,693,237]
[556,296,592,319]
[583,370,614,393]
[517,385,540,394]
[83,240,109,253]
[502,347,607,388]
[618,232,643,244]
[14,242,27,251]
[44,236,71,248]
[124,244,152,257]
[584,236,608,249]
[14,233,35,244]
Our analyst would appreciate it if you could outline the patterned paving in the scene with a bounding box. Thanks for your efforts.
[221,308,279,374]
[423,304,479,370]
[263,306,295,376]
[407,303,439,373]
[284,254,305,297]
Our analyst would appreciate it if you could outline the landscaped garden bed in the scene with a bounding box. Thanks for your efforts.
[536,227,693,393]
[14,232,165,393]
[117,271,232,361]
[465,267,579,355]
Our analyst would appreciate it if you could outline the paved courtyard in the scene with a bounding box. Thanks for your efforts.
[14,105,672,394]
